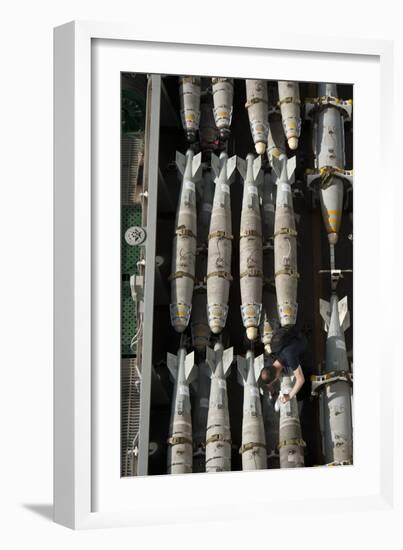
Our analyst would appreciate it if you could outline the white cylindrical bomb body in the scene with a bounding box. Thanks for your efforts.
[205,343,233,472]
[278,81,301,150]
[245,80,269,155]
[278,373,305,468]
[273,156,298,326]
[167,348,195,474]
[191,360,211,473]
[239,154,263,341]
[320,380,353,464]
[314,84,347,245]
[207,153,236,334]
[170,150,201,332]
[237,351,267,470]
[319,294,353,464]
[212,77,234,140]
[179,76,201,142]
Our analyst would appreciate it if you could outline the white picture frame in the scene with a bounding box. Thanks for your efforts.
[54,21,398,530]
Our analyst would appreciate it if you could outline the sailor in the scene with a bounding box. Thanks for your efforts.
[261,326,307,403]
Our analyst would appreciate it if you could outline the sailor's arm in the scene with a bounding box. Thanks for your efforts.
[281,366,305,402]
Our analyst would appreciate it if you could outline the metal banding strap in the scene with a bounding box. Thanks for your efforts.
[305,167,353,178]
[167,436,193,446]
[245,97,268,109]
[311,370,352,382]
[240,229,262,239]
[275,268,299,279]
[168,271,196,282]
[240,269,263,279]
[318,95,352,105]
[208,230,233,240]
[206,271,233,281]
[175,227,196,238]
[278,438,306,449]
[274,227,298,237]
[314,96,352,117]
[239,442,266,454]
[206,433,232,445]
[278,97,301,106]
[310,370,353,395]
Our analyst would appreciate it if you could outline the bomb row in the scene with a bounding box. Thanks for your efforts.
[169,148,297,347]
[180,77,301,153]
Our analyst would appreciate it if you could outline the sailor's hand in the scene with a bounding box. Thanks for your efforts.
[280,394,291,404]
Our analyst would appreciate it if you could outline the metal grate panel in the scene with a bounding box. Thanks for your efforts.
[121,132,144,205]
[121,358,142,476]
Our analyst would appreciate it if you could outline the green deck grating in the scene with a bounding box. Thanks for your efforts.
[122,204,142,275]
[121,281,137,356]
[121,204,142,355]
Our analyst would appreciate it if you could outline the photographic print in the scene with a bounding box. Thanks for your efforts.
[120,74,353,477]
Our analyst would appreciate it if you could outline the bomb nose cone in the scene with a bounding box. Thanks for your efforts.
[255,142,267,155]
[288,137,298,150]
[328,232,339,245]
[210,324,223,335]
[219,128,231,141]
[246,327,258,341]
[173,321,187,333]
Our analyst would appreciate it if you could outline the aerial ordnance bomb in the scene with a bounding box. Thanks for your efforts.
[205,341,233,472]
[211,77,234,141]
[207,152,237,334]
[312,293,353,465]
[238,154,264,341]
[170,149,202,332]
[305,83,353,247]
[278,81,301,150]
[166,342,196,474]
[272,154,298,326]
[237,351,267,470]
[277,373,305,468]
[191,358,211,473]
[245,80,269,155]
[179,76,201,142]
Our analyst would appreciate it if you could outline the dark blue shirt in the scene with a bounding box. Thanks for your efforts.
[278,334,307,373]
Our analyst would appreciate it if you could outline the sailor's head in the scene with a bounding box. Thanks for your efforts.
[260,357,284,383]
